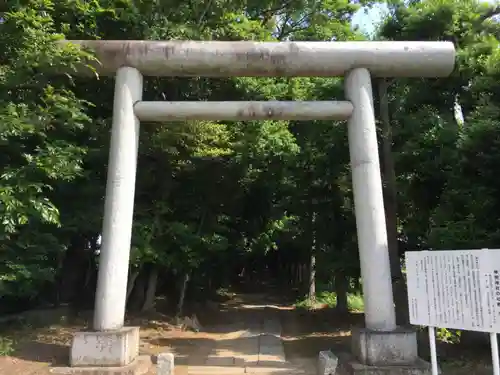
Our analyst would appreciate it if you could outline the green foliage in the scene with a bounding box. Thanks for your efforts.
[436,328,461,344]
[1,0,500,341]
[376,0,500,252]
[0,1,94,299]
[295,290,365,312]
[0,336,15,356]
[429,99,500,249]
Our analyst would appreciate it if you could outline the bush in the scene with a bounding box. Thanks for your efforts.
[295,290,365,312]
[0,336,15,356]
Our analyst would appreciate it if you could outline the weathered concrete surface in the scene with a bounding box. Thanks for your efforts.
[62,40,455,78]
[93,67,143,332]
[51,355,151,375]
[338,359,432,375]
[345,68,396,331]
[337,352,433,375]
[70,327,140,367]
[187,316,304,375]
[351,328,419,366]
[157,353,174,375]
[133,101,353,122]
[189,366,246,374]
[262,319,281,337]
[318,350,338,375]
[257,333,286,366]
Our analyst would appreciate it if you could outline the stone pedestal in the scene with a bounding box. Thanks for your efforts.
[339,356,433,375]
[50,327,150,375]
[70,327,140,367]
[351,328,418,366]
[336,328,434,375]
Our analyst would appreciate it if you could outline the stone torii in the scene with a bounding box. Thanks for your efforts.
[61,40,455,374]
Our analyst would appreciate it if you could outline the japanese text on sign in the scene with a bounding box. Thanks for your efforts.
[406,249,500,333]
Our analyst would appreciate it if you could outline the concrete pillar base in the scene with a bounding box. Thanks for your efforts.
[338,353,433,375]
[330,328,436,375]
[50,355,152,375]
[351,327,418,366]
[69,327,140,367]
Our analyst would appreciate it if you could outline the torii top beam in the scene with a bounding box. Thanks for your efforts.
[64,40,456,78]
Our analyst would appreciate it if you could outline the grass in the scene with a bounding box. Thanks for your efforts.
[0,336,15,356]
[295,290,365,312]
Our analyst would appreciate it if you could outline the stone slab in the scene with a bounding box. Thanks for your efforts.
[258,349,285,362]
[242,357,260,366]
[237,336,259,365]
[234,357,247,366]
[240,331,261,338]
[204,356,238,366]
[256,359,287,367]
[70,327,140,367]
[51,355,151,375]
[213,349,237,357]
[244,366,305,374]
[173,355,188,366]
[351,328,418,366]
[318,350,338,375]
[337,352,434,375]
[258,331,285,366]
[262,320,281,336]
[191,316,290,374]
[259,334,282,347]
[257,356,286,367]
[157,353,174,375]
[188,365,246,374]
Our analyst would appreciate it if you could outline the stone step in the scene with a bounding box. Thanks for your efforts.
[204,356,245,366]
[189,365,306,375]
[258,349,285,362]
[259,334,283,346]
[336,352,434,375]
[188,365,246,374]
[244,365,306,374]
[262,320,281,337]
[239,356,286,367]
[257,339,286,365]
[50,355,152,375]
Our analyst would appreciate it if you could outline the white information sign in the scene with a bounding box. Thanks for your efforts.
[406,249,500,333]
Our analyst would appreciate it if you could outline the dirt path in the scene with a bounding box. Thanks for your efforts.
[0,292,324,375]
[169,292,313,375]
[0,291,492,375]
[156,292,362,374]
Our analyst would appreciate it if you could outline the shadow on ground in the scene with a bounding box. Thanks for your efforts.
[12,341,69,366]
[0,289,364,373]
[145,292,362,363]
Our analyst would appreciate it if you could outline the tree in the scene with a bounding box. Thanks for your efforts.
[0,2,95,305]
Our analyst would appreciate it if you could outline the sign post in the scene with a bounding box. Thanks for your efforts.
[428,326,438,375]
[405,249,500,375]
[491,332,500,375]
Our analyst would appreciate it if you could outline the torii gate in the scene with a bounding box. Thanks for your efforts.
[64,40,455,374]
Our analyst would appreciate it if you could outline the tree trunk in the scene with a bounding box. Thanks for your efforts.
[55,235,89,308]
[128,271,146,311]
[142,266,159,312]
[126,269,140,303]
[335,272,349,313]
[308,257,316,301]
[177,273,190,317]
[378,79,409,326]
[80,253,98,309]
[308,211,317,302]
